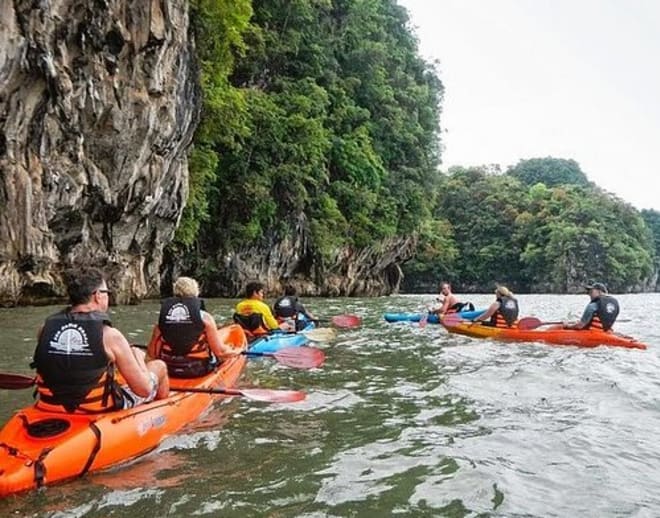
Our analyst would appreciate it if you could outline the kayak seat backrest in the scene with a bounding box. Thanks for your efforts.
[232,312,264,332]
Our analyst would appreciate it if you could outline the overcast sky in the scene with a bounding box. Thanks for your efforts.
[398,0,660,211]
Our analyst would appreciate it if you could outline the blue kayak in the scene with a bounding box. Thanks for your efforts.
[248,320,315,353]
[383,309,485,324]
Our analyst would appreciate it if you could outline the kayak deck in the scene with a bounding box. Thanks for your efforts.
[0,324,247,497]
[248,321,315,353]
[384,310,485,324]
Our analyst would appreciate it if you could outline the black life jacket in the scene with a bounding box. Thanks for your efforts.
[156,297,212,378]
[450,301,475,313]
[158,297,205,355]
[32,310,123,413]
[590,295,620,331]
[273,295,298,318]
[489,296,519,328]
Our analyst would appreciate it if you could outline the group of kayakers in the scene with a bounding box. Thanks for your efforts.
[431,281,620,331]
[31,268,316,415]
[31,267,623,416]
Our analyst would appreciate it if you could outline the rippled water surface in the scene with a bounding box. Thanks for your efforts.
[1,294,660,517]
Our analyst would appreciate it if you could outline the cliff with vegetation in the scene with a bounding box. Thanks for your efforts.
[1,1,658,306]
[169,0,442,297]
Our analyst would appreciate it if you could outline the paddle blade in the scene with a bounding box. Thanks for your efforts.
[273,346,325,369]
[302,327,337,342]
[233,388,307,403]
[517,317,544,330]
[0,372,36,390]
[441,313,465,328]
[331,314,361,328]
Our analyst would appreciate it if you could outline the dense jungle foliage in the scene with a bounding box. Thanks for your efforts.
[403,158,658,293]
[178,0,441,259]
[176,0,659,294]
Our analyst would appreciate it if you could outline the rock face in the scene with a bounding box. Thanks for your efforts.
[187,213,416,298]
[0,0,199,305]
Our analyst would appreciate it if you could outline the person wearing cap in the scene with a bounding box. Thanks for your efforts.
[273,284,317,331]
[563,282,620,331]
[472,285,519,328]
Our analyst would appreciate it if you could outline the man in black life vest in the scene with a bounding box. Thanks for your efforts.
[147,277,240,378]
[32,267,169,413]
[563,282,620,331]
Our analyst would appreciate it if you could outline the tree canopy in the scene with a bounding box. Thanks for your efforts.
[176,1,658,295]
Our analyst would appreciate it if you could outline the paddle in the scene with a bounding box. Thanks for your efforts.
[168,386,306,403]
[517,317,632,331]
[247,346,325,369]
[441,313,480,328]
[131,344,324,369]
[300,327,337,342]
[314,314,361,329]
[330,314,362,328]
[0,372,306,403]
[0,372,36,390]
[419,313,429,328]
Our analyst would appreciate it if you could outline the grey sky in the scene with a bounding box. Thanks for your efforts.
[398,0,659,210]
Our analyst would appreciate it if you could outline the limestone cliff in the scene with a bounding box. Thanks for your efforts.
[0,0,199,305]
[171,213,416,298]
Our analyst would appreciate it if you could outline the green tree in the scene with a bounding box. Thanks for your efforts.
[189,0,443,286]
[507,157,589,188]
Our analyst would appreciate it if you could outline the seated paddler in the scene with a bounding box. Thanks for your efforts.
[472,285,519,328]
[563,282,619,331]
[234,281,293,339]
[147,276,239,378]
[32,267,169,413]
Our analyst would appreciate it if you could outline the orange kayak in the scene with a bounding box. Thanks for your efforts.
[0,324,247,497]
[442,321,647,349]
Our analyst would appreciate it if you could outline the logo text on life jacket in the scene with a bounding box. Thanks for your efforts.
[166,303,192,324]
[49,323,92,356]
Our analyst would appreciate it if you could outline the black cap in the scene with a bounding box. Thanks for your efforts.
[585,282,607,293]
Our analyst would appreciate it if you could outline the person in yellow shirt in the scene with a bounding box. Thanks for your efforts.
[233,281,292,339]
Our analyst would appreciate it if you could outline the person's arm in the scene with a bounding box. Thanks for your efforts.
[202,312,239,356]
[473,301,499,322]
[146,325,161,360]
[257,300,287,330]
[104,327,154,397]
[564,303,596,329]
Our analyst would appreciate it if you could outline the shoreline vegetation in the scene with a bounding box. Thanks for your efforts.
[1,1,658,306]
[178,2,659,297]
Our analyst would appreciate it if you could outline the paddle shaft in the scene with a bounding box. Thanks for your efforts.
[169,386,306,402]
